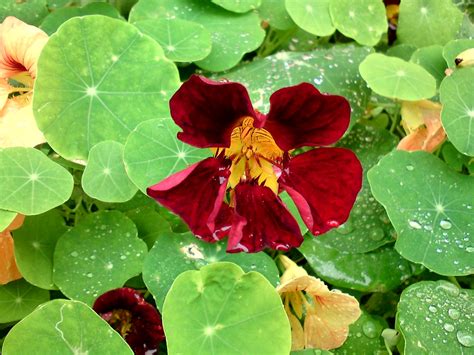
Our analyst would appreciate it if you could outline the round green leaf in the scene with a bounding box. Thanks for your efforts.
[212,0,261,13]
[224,45,373,126]
[440,67,474,156]
[319,124,398,254]
[0,209,16,231]
[329,0,387,46]
[410,45,447,87]
[40,2,123,35]
[0,148,73,215]
[0,0,48,26]
[0,279,50,323]
[134,18,212,62]
[33,15,180,161]
[359,53,437,100]
[285,0,335,37]
[386,44,418,61]
[53,211,147,305]
[443,39,474,69]
[368,150,473,276]
[143,232,280,311]
[124,118,210,193]
[162,262,291,354]
[82,141,137,203]
[258,0,295,30]
[397,281,474,353]
[2,299,133,354]
[129,0,265,71]
[299,238,417,292]
[397,0,464,47]
[13,210,68,290]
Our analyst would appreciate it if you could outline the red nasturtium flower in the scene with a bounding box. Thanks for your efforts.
[93,288,165,355]
[147,75,362,253]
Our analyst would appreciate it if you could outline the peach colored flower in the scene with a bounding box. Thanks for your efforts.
[277,255,361,351]
[0,16,48,148]
[0,214,24,285]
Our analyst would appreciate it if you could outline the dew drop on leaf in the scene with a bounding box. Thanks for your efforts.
[406,164,414,171]
[448,308,461,320]
[456,330,474,347]
[428,305,437,313]
[444,323,455,332]
[362,320,378,338]
[439,219,453,230]
[408,220,422,229]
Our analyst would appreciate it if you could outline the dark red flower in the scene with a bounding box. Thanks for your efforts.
[147,75,362,253]
[93,288,165,355]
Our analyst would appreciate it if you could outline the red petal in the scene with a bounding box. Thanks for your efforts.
[170,75,259,148]
[147,157,233,242]
[279,148,362,235]
[227,183,303,253]
[264,83,351,151]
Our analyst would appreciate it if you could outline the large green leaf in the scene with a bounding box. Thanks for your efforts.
[0,148,73,215]
[397,0,464,47]
[2,299,133,354]
[223,45,372,126]
[162,262,291,354]
[143,232,280,311]
[439,67,474,156]
[53,211,147,305]
[285,0,335,37]
[33,15,180,161]
[0,0,48,26]
[359,53,437,101]
[410,45,447,88]
[368,150,473,276]
[397,281,474,353]
[129,0,265,71]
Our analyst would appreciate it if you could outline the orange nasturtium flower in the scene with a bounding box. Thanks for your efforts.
[277,255,361,351]
[0,16,48,147]
[0,214,24,284]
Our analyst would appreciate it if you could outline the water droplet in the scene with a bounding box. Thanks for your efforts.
[439,219,452,230]
[436,282,460,297]
[444,323,455,332]
[466,247,474,253]
[70,251,78,257]
[362,320,378,338]
[120,255,127,260]
[457,330,474,347]
[406,165,414,171]
[448,308,460,320]
[369,227,384,241]
[336,221,353,235]
[408,220,422,229]
[428,305,437,313]
[86,273,93,278]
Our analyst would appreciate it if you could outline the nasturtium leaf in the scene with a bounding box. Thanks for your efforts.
[443,39,474,69]
[223,45,372,126]
[397,0,463,47]
[212,0,261,13]
[258,0,295,30]
[457,14,474,40]
[440,67,474,157]
[13,210,67,290]
[410,45,447,87]
[124,118,210,193]
[334,311,388,354]
[0,0,48,26]
[442,142,474,174]
[134,19,212,62]
[318,124,397,254]
[33,15,180,161]
[82,141,137,203]
[285,0,335,37]
[2,299,133,354]
[0,148,73,215]
[0,209,16,231]
[329,0,387,46]
[53,211,147,305]
[397,281,474,353]
[129,0,265,71]
[40,2,122,35]
[359,53,437,101]
[0,279,50,323]
[368,150,473,276]
[386,44,418,61]
[143,232,280,311]
[162,262,291,354]
[299,238,417,292]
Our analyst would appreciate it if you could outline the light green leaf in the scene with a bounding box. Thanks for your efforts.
[212,0,261,13]
[0,0,48,26]
[397,281,474,353]
[0,148,73,215]
[443,39,474,69]
[0,209,16,231]
[53,211,147,305]
[359,53,437,100]
[143,232,280,311]
[124,118,210,193]
[410,45,447,87]
[2,299,133,354]
[82,141,137,203]
[386,44,418,61]
[13,210,67,290]
[440,67,474,156]
[0,279,50,323]
[258,0,295,30]
[33,15,180,161]
[285,0,335,37]
[162,262,291,354]
[368,150,473,276]
[329,0,387,46]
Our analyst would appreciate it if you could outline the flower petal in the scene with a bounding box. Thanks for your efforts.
[279,148,362,235]
[264,83,350,151]
[227,183,303,253]
[0,232,22,285]
[147,157,233,242]
[170,75,259,148]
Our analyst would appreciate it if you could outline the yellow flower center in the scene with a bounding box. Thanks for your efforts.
[221,117,283,193]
